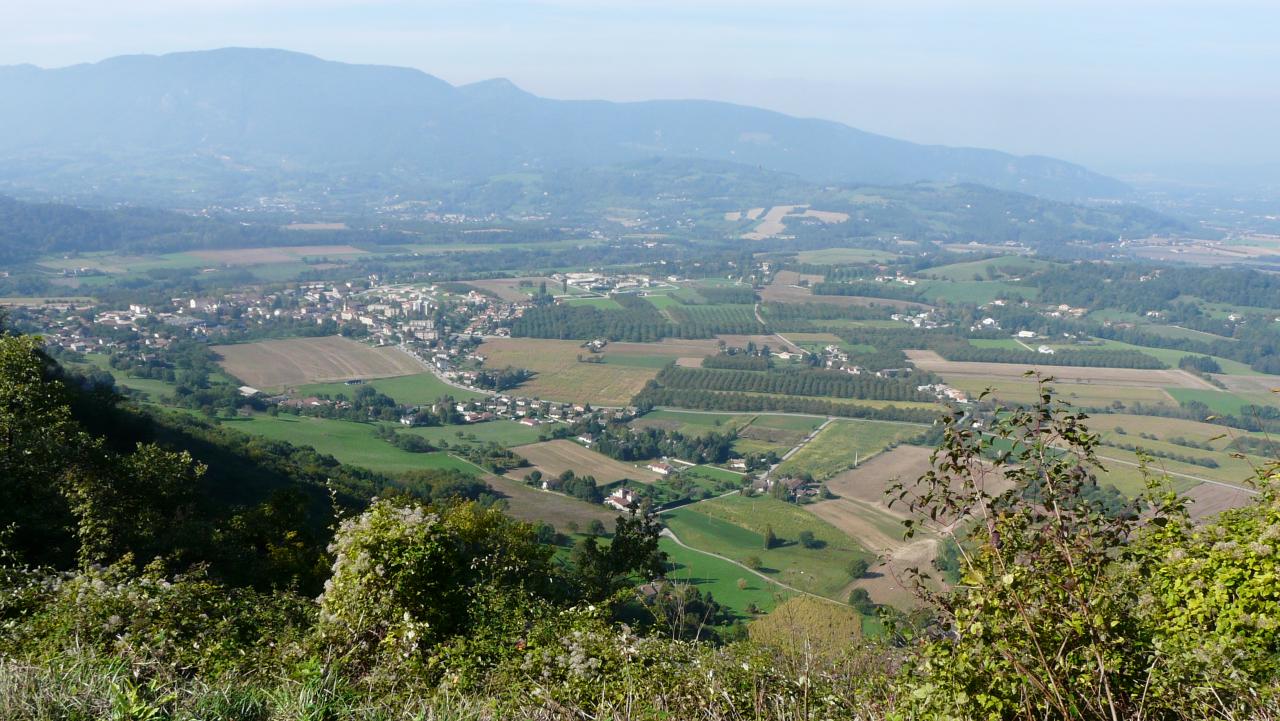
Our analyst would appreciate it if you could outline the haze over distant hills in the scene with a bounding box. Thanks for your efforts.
[0,48,1128,205]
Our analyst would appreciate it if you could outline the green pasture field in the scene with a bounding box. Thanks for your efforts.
[1166,388,1280,416]
[746,414,827,433]
[919,255,1052,281]
[296,372,484,404]
[224,414,488,475]
[915,279,1039,305]
[631,410,758,436]
[663,495,872,600]
[563,296,623,310]
[658,538,783,617]
[792,248,896,264]
[684,465,745,484]
[399,420,546,449]
[774,420,924,480]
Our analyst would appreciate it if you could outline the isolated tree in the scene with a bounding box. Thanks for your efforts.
[762,524,777,549]
[847,558,870,578]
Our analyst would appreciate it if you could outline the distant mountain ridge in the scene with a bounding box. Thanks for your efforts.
[0,48,1127,204]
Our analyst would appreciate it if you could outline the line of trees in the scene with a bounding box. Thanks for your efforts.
[932,341,1167,369]
[811,281,924,302]
[653,365,934,402]
[633,385,937,423]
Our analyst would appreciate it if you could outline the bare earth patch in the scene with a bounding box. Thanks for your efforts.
[213,336,420,389]
[1184,482,1257,520]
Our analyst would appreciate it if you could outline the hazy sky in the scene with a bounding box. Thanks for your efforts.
[3,0,1278,176]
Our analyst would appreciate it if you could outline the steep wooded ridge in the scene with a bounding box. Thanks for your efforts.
[0,48,1126,203]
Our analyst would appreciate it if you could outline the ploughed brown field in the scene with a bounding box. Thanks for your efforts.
[483,474,619,527]
[511,440,664,484]
[213,336,420,389]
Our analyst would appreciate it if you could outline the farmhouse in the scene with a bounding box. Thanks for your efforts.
[646,461,674,476]
[604,488,640,511]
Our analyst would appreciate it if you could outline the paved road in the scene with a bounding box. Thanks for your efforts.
[753,302,805,355]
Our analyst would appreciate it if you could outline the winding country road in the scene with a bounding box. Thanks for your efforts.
[659,527,847,607]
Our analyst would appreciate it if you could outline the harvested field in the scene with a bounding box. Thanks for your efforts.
[484,474,618,527]
[743,205,801,240]
[1214,373,1280,394]
[513,440,664,484]
[739,206,849,240]
[191,245,366,264]
[606,339,722,357]
[762,271,931,311]
[799,209,850,223]
[213,336,420,389]
[479,338,681,406]
[1184,482,1258,521]
[674,356,704,367]
[823,445,934,505]
[906,349,1215,390]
